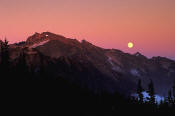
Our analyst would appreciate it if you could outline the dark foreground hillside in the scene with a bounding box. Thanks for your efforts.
[2,76,175,115]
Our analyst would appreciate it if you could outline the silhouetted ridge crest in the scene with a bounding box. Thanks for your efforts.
[2,31,174,97]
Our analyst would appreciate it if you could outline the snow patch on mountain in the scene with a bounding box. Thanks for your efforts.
[135,53,140,57]
[108,57,122,72]
[130,69,140,77]
[132,91,164,104]
[30,40,50,48]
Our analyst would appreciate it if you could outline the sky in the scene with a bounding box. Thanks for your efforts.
[0,0,175,59]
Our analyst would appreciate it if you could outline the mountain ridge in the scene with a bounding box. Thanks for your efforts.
[6,32,174,61]
[0,32,175,96]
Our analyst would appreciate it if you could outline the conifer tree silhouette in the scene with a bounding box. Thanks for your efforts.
[137,79,144,103]
[147,79,155,105]
[16,51,29,80]
[167,89,173,104]
[172,80,175,104]
[0,39,10,79]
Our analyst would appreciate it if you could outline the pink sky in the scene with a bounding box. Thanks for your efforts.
[0,0,175,59]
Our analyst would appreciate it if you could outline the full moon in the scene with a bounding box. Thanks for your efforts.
[128,42,134,48]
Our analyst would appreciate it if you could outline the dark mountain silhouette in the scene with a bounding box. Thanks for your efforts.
[1,32,175,115]
[1,32,175,96]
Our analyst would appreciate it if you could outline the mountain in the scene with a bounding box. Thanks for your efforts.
[2,32,175,96]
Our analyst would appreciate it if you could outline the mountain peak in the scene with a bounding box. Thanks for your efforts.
[26,32,46,45]
[134,52,142,56]
[41,32,65,38]
[133,52,147,59]
[26,32,66,45]
[81,39,93,46]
